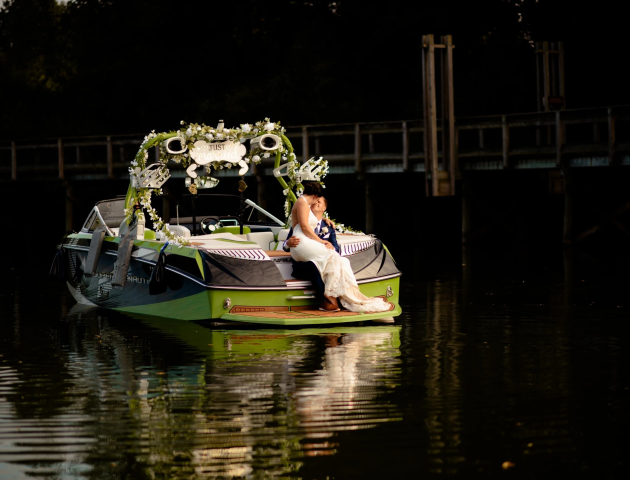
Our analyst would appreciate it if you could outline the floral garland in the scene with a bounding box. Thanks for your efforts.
[125,119,290,245]
[325,216,365,235]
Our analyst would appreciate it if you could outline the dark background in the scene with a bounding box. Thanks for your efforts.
[1,0,628,138]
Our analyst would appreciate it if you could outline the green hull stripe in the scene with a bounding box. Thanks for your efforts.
[113,291,211,320]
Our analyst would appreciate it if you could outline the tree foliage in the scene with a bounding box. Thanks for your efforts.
[0,0,626,139]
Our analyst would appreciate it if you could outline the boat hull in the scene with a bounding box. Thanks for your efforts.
[61,234,402,325]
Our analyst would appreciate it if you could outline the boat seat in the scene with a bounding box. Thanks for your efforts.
[168,225,191,238]
[247,232,275,250]
[277,228,290,242]
[212,226,252,235]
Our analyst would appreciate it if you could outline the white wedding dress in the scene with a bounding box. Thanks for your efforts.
[290,199,391,313]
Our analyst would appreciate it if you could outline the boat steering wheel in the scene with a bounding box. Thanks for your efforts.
[200,216,222,234]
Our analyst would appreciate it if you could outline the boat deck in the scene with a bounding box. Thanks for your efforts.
[221,301,398,325]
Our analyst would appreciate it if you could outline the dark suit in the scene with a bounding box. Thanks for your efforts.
[283,222,340,301]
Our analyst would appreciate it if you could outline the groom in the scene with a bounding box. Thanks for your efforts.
[283,196,339,308]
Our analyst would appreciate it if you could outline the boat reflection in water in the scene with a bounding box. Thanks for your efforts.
[13,305,402,478]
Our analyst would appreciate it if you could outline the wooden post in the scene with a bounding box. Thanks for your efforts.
[558,42,566,108]
[302,126,309,162]
[368,133,375,153]
[535,42,542,112]
[428,37,439,196]
[502,116,510,168]
[315,137,321,155]
[119,146,125,164]
[563,168,573,245]
[543,41,550,111]
[462,174,471,244]
[107,136,114,179]
[422,38,430,196]
[354,123,362,174]
[556,111,565,167]
[543,41,552,144]
[11,141,17,181]
[422,34,439,195]
[608,107,616,163]
[58,138,65,180]
[402,121,409,172]
[443,34,456,194]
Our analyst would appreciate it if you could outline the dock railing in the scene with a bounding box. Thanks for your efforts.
[3,105,630,185]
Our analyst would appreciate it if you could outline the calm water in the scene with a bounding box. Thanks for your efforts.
[1,250,629,479]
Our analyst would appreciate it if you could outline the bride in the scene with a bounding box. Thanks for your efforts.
[290,181,392,313]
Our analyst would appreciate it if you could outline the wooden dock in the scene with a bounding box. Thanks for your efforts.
[2,105,630,245]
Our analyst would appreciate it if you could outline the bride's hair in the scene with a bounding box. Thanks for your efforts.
[302,181,322,196]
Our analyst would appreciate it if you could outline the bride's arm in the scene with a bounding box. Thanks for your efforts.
[296,200,328,244]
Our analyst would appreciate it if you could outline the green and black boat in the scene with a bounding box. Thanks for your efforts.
[54,119,402,325]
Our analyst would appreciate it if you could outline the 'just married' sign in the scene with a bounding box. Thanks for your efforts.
[190,140,246,165]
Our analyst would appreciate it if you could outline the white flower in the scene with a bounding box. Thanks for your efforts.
[263,152,271,158]
[185,128,193,137]
[197,126,201,131]
[180,120,184,125]
[216,133,224,139]
[205,133,214,140]
[223,129,230,134]
[321,226,329,234]
[263,122,275,132]
[241,124,251,133]
[253,128,259,134]
[252,155,260,162]
[282,189,288,195]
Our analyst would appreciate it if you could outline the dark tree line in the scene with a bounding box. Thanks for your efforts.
[0,0,627,139]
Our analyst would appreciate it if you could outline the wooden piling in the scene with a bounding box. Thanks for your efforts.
[558,42,566,107]
[556,111,565,167]
[58,139,65,180]
[443,34,456,193]
[563,168,573,245]
[543,41,551,111]
[462,174,472,244]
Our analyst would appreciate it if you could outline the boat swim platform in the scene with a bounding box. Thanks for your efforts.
[222,301,399,325]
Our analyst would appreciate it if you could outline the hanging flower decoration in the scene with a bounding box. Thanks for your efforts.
[125,118,292,245]
[274,155,330,219]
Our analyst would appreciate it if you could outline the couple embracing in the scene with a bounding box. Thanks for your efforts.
[283,181,391,313]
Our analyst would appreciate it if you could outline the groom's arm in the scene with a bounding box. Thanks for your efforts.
[328,229,340,254]
[282,227,294,252]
